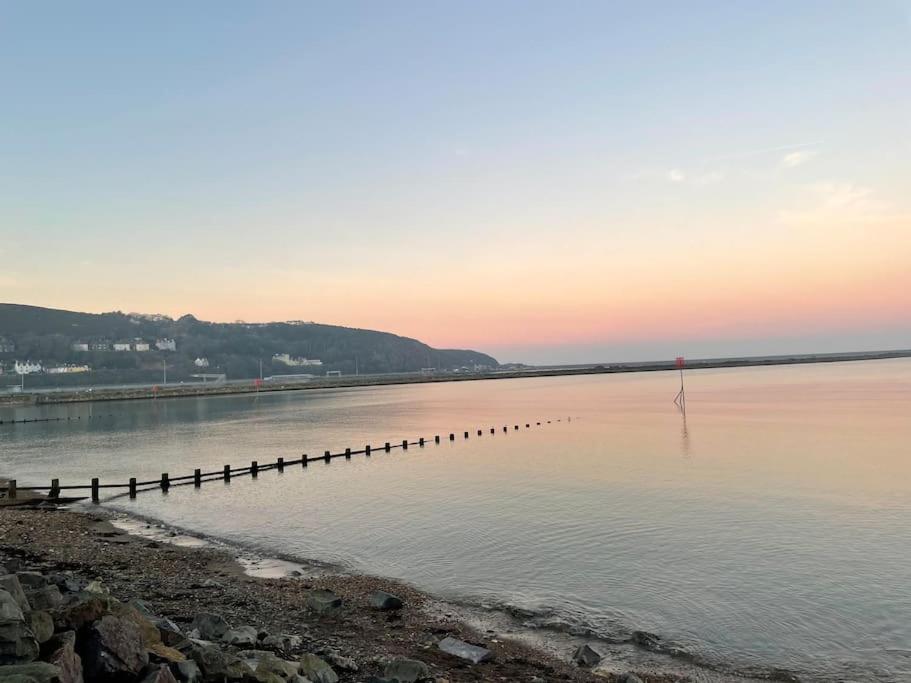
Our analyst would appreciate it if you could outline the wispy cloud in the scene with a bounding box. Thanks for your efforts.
[667,169,686,183]
[779,182,897,226]
[780,150,817,168]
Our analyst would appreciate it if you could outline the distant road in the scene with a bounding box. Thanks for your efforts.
[2,348,909,407]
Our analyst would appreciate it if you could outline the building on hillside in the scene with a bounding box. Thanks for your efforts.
[134,341,150,352]
[272,353,323,367]
[155,338,177,351]
[113,342,132,351]
[46,365,91,374]
[71,342,90,352]
[0,339,15,353]
[90,341,111,351]
[14,360,43,375]
[194,357,210,368]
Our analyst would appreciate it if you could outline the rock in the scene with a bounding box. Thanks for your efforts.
[222,626,258,647]
[47,575,83,595]
[238,650,299,678]
[0,579,29,613]
[45,631,82,683]
[23,586,62,611]
[140,664,179,683]
[169,659,200,683]
[51,592,115,632]
[437,637,491,664]
[383,657,431,682]
[83,580,109,596]
[305,590,341,617]
[617,674,644,683]
[24,612,52,644]
[0,591,24,623]
[259,634,302,651]
[369,591,403,611]
[571,643,601,668]
[155,618,184,647]
[287,676,312,683]
[189,613,229,641]
[13,574,45,591]
[630,630,660,649]
[0,662,61,683]
[0,590,37,665]
[180,641,240,680]
[82,614,149,680]
[324,651,357,671]
[128,600,156,618]
[299,653,338,683]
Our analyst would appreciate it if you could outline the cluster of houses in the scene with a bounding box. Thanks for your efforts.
[6,361,91,376]
[272,353,323,367]
[70,338,177,352]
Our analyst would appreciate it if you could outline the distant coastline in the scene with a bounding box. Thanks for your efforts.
[2,348,908,407]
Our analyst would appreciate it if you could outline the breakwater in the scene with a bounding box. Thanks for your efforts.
[3,348,908,407]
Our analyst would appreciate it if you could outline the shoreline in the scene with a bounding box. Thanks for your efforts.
[0,494,786,682]
[2,348,909,407]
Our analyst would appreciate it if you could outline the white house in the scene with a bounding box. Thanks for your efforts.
[46,365,90,374]
[155,338,177,351]
[113,342,131,351]
[134,342,150,352]
[14,360,42,375]
[272,353,323,367]
[194,357,210,368]
[71,342,89,352]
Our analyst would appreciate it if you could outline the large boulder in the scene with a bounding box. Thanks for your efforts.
[0,589,38,665]
[298,653,338,683]
[437,636,491,664]
[238,650,299,679]
[305,590,341,618]
[368,591,403,611]
[222,626,257,647]
[13,574,46,591]
[51,593,116,632]
[45,631,83,683]
[140,664,179,683]
[259,634,301,651]
[0,578,29,613]
[180,641,252,681]
[169,659,200,683]
[383,657,430,682]
[0,662,61,682]
[189,613,229,641]
[24,612,52,644]
[81,615,149,680]
[23,586,62,612]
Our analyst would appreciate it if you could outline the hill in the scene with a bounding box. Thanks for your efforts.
[0,304,498,387]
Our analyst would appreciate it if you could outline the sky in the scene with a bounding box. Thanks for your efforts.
[1,1,909,364]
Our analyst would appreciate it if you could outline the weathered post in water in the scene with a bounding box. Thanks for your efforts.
[345,448,351,459]
[194,469,202,487]
[50,478,59,498]
[302,455,309,467]
[129,478,137,498]
[365,445,371,456]
[385,442,391,452]
[251,461,258,477]
[224,465,231,481]
[7,480,15,500]
[402,439,408,450]
[464,431,469,438]
[449,433,455,441]
[435,435,440,443]
[324,450,331,463]
[161,473,170,491]
[478,429,482,436]
[91,478,99,503]
[419,437,424,446]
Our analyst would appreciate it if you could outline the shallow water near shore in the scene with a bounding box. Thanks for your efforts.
[3,359,911,681]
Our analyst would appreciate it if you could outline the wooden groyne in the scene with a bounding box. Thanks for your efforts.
[0,413,115,425]
[2,417,571,505]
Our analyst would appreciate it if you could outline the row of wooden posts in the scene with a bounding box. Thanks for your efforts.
[6,418,570,503]
[0,414,115,425]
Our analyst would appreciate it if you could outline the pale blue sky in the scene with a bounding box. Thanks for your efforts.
[2,1,909,363]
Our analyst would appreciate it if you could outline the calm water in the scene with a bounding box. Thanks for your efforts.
[2,360,910,681]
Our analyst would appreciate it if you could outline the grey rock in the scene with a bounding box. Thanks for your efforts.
[238,650,299,678]
[259,633,302,651]
[287,676,313,683]
[437,637,491,664]
[50,592,114,632]
[617,674,644,683]
[0,579,29,613]
[0,590,37,666]
[45,631,82,683]
[180,641,251,680]
[140,664,179,683]
[83,580,109,595]
[383,657,431,682]
[23,586,61,611]
[222,625,258,647]
[24,612,52,644]
[190,612,229,641]
[170,659,200,683]
[299,653,338,683]
[155,618,184,647]
[47,574,82,595]
[0,662,61,683]
[368,591,403,611]
[324,651,357,671]
[13,574,45,591]
[304,590,341,617]
[0,590,24,623]
[571,643,601,668]
[83,614,149,680]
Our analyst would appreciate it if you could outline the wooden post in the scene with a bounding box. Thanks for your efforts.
[491,427,495,434]
[477,429,482,436]
[365,445,371,456]
[435,435,440,444]
[526,423,530,428]
[345,448,351,459]
[464,431,469,438]
[7,480,15,500]
[419,437,424,446]
[503,426,507,432]
[251,461,258,477]
[449,433,455,440]
[324,450,331,462]
[129,478,137,498]
[402,439,408,450]
[194,469,202,487]
[50,478,59,498]
[277,457,284,471]
[91,478,99,503]
[514,425,519,430]
[161,473,169,491]
[385,442,391,452]
[224,465,231,481]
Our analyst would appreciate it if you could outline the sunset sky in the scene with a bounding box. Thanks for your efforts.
[2,2,909,363]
